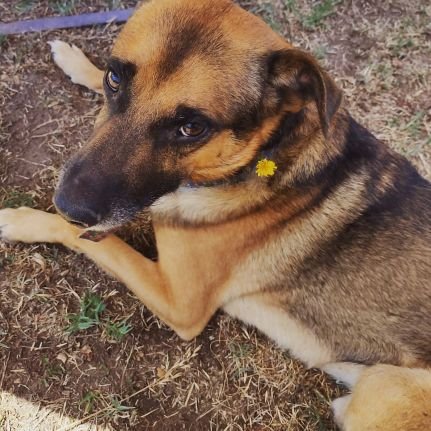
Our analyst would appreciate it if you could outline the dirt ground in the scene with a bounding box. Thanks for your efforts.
[0,0,430,430]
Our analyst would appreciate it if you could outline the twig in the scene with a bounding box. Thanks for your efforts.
[0,351,10,390]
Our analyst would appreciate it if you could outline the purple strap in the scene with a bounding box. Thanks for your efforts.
[0,9,135,35]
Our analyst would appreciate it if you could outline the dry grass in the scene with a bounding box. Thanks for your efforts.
[0,0,430,430]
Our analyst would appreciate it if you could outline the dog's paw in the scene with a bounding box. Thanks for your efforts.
[48,40,104,94]
[49,40,88,83]
[0,207,69,244]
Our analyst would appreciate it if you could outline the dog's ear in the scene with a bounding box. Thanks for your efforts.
[266,49,342,136]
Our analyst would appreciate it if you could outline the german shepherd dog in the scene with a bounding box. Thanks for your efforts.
[1,0,430,426]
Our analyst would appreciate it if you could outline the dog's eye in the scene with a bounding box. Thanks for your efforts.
[179,122,207,138]
[106,70,121,92]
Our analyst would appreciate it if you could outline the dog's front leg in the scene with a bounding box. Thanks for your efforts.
[0,207,211,340]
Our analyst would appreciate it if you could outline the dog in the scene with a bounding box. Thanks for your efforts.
[326,363,431,430]
[0,0,430,425]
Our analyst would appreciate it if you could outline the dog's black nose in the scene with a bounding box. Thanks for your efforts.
[54,192,101,228]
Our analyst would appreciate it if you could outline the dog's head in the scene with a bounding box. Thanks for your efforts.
[54,0,341,230]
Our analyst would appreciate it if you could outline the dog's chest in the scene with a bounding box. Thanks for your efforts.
[155,218,335,368]
[152,199,292,292]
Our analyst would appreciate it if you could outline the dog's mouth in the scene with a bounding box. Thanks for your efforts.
[55,209,124,242]
[73,214,131,242]
[54,189,142,241]
[64,219,114,242]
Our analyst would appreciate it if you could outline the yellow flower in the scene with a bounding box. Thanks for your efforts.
[256,158,277,177]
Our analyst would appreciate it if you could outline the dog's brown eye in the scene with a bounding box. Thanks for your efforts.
[179,122,206,137]
[106,70,121,92]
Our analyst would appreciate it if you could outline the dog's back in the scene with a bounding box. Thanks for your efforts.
[331,365,431,431]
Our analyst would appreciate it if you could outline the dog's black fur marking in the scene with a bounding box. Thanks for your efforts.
[105,57,137,115]
[157,9,229,83]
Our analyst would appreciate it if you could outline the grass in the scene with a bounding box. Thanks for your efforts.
[0,254,15,270]
[104,319,132,341]
[66,292,106,333]
[0,35,7,47]
[280,0,342,31]
[15,0,37,12]
[15,0,77,14]
[107,396,134,417]
[79,390,134,418]
[42,355,65,383]
[285,0,299,14]
[0,0,429,429]
[108,0,122,9]
[389,36,415,57]
[228,341,255,380]
[302,0,341,29]
[403,111,427,139]
[48,0,76,15]
[0,189,35,208]
[312,44,328,61]
[66,292,133,343]
[249,1,283,31]
[80,390,100,414]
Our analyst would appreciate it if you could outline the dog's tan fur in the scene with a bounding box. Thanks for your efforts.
[326,364,431,431]
[1,0,431,427]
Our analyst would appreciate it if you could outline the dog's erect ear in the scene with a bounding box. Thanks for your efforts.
[267,49,342,136]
